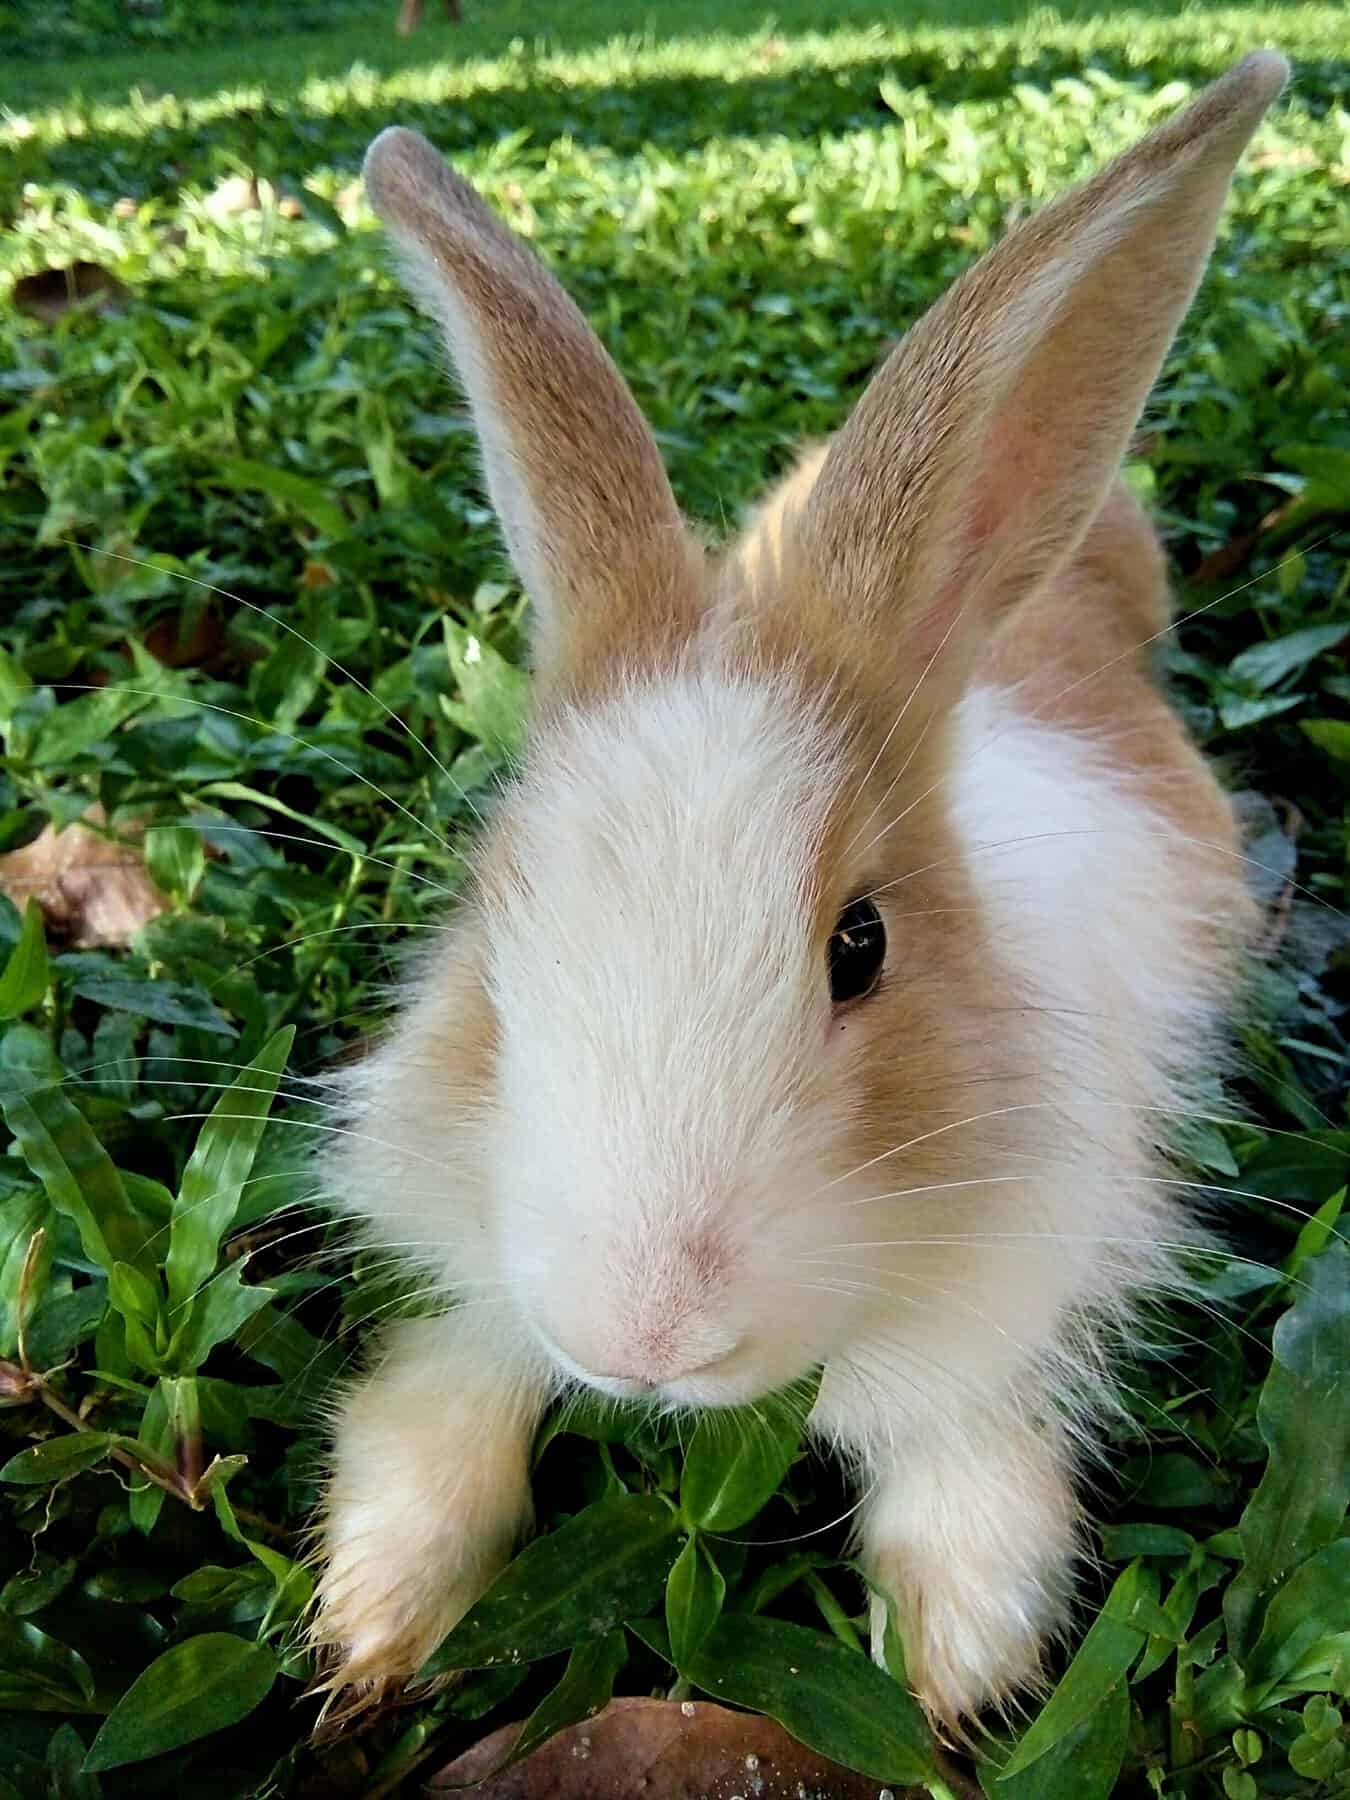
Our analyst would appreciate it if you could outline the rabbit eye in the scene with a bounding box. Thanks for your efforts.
[828,898,886,1004]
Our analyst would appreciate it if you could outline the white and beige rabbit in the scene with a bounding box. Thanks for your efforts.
[312,54,1287,1724]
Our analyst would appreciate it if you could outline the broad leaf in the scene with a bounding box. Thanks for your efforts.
[83,1634,278,1771]
[442,620,529,757]
[0,1615,96,1713]
[1227,622,1350,692]
[679,1613,935,1786]
[0,1433,116,1486]
[0,1184,48,1358]
[165,1026,294,1310]
[0,1027,152,1277]
[445,1632,628,1789]
[985,1678,1130,1799]
[680,1389,807,1532]
[420,1493,680,1676]
[1000,1563,1159,1778]
[666,1534,725,1669]
[1245,1539,1350,1700]
[1226,1243,1350,1655]
[166,1262,276,1373]
[209,457,346,537]
[0,900,49,1019]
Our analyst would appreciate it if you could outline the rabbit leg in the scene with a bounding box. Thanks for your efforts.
[312,1311,547,1701]
[854,1400,1079,1724]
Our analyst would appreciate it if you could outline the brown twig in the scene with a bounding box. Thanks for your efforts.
[0,1355,291,1540]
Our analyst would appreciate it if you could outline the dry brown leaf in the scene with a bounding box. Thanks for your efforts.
[12,262,130,322]
[1250,144,1318,171]
[0,809,167,949]
[430,1695,937,1798]
[143,607,227,669]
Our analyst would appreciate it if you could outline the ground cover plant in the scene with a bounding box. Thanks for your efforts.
[1,2,1348,1794]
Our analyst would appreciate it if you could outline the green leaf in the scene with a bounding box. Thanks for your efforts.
[0,645,34,734]
[0,900,48,1019]
[209,457,346,537]
[666,1534,725,1669]
[1124,1451,1225,1510]
[1302,719,1350,763]
[1099,1524,1195,1560]
[196,783,365,855]
[680,1613,935,1786]
[450,1632,627,1788]
[83,1634,278,1771]
[1000,1563,1158,1779]
[1226,1243,1350,1656]
[0,1184,48,1358]
[1245,1540,1350,1700]
[0,1031,152,1278]
[1285,1189,1346,1279]
[442,620,529,756]
[143,825,206,903]
[1227,623,1350,692]
[2,1554,78,1617]
[165,1026,294,1310]
[166,1262,277,1373]
[0,1433,116,1486]
[46,1722,101,1800]
[108,1260,161,1328]
[985,1678,1130,1800]
[680,1390,806,1532]
[66,970,236,1037]
[0,1614,96,1712]
[128,1383,171,1535]
[27,691,149,767]
[420,1493,680,1676]
[23,1282,107,1371]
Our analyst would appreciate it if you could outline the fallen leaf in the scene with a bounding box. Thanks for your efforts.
[143,608,227,669]
[12,263,129,323]
[1250,145,1318,171]
[430,1696,939,1797]
[0,810,167,949]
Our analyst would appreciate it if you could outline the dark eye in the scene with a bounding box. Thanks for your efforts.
[828,898,886,1004]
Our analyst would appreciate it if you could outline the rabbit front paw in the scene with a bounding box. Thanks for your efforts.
[860,1419,1077,1725]
[868,1544,1062,1726]
[309,1317,541,1715]
[311,1487,512,1706]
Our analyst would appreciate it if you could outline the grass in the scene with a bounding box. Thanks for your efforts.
[1,1,1348,1795]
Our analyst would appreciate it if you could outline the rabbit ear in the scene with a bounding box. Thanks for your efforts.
[363,129,702,689]
[797,53,1288,704]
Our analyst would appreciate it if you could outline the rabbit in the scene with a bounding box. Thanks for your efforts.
[311,52,1288,1726]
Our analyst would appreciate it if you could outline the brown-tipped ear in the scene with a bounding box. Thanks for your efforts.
[363,128,703,690]
[795,52,1288,702]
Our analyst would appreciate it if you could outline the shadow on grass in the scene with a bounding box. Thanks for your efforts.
[13,28,1348,213]
[8,0,1339,109]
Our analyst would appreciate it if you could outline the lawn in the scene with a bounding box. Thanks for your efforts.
[1,0,1348,1795]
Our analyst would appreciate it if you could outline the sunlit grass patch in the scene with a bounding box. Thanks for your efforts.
[0,2,1347,1794]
